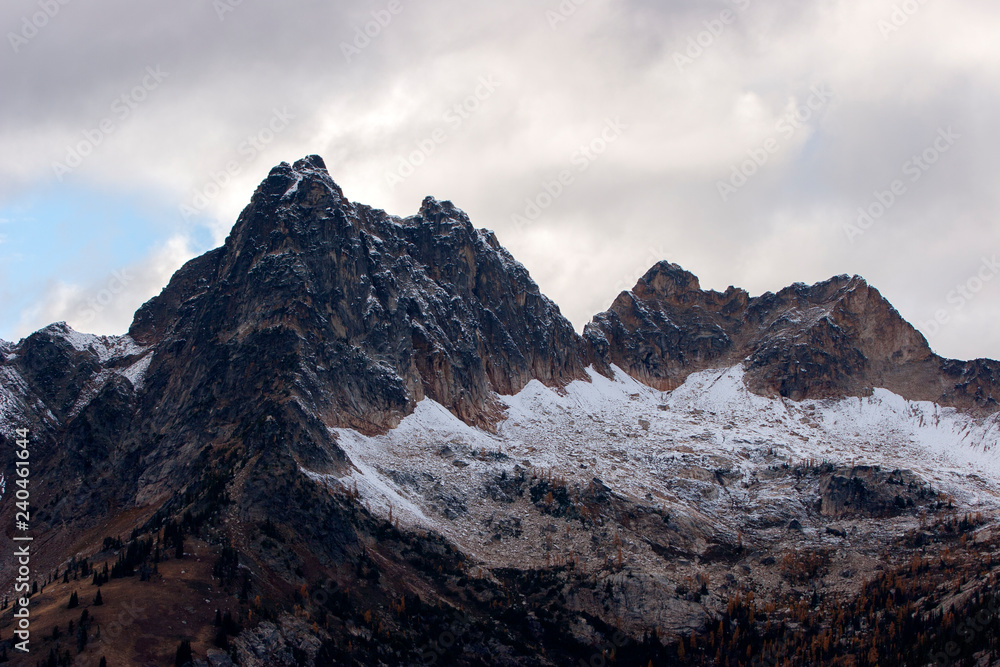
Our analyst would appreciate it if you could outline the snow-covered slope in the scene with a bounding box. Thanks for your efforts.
[55,326,147,362]
[0,324,153,431]
[309,365,1000,572]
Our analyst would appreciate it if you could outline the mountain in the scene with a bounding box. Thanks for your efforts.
[586,260,1000,410]
[2,156,999,666]
[130,154,589,432]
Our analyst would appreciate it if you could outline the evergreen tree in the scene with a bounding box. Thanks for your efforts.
[76,622,87,654]
[174,639,193,667]
[67,591,79,609]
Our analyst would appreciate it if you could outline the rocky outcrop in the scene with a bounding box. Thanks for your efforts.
[586,261,999,412]
[584,262,749,391]
[130,155,589,432]
[816,466,933,518]
[231,614,324,667]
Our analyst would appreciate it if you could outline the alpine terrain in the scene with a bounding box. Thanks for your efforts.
[2,155,1000,666]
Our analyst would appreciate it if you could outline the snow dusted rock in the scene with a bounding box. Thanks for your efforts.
[584,261,749,391]
[131,155,589,432]
[0,322,148,424]
[587,261,1000,412]
[230,614,323,667]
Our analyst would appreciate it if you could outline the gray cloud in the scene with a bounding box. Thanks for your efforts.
[2,0,998,359]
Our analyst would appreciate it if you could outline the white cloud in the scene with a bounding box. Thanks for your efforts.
[12,235,197,340]
[1,0,999,359]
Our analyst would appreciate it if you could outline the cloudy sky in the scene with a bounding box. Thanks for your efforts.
[1,0,998,360]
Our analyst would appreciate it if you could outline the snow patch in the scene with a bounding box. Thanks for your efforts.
[302,364,1000,563]
[121,353,154,391]
[48,324,147,363]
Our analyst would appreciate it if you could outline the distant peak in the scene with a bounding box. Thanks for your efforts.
[293,154,328,173]
[40,321,73,335]
[250,155,348,212]
[632,261,702,300]
[416,196,476,233]
[777,273,872,304]
[266,154,330,178]
[823,273,868,289]
[418,196,462,218]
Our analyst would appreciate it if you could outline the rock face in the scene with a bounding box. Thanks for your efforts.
[584,262,750,391]
[585,261,1000,411]
[131,155,589,433]
[816,466,931,518]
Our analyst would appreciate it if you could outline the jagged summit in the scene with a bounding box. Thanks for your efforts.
[131,156,589,434]
[587,257,998,410]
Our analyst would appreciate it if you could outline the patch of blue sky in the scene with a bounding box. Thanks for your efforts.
[0,182,216,340]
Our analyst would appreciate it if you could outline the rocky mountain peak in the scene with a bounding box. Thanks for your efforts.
[628,260,751,314]
[129,157,591,435]
[21,156,1000,432]
[416,195,466,224]
[274,154,346,203]
[216,155,353,279]
[588,260,997,410]
[632,260,701,300]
